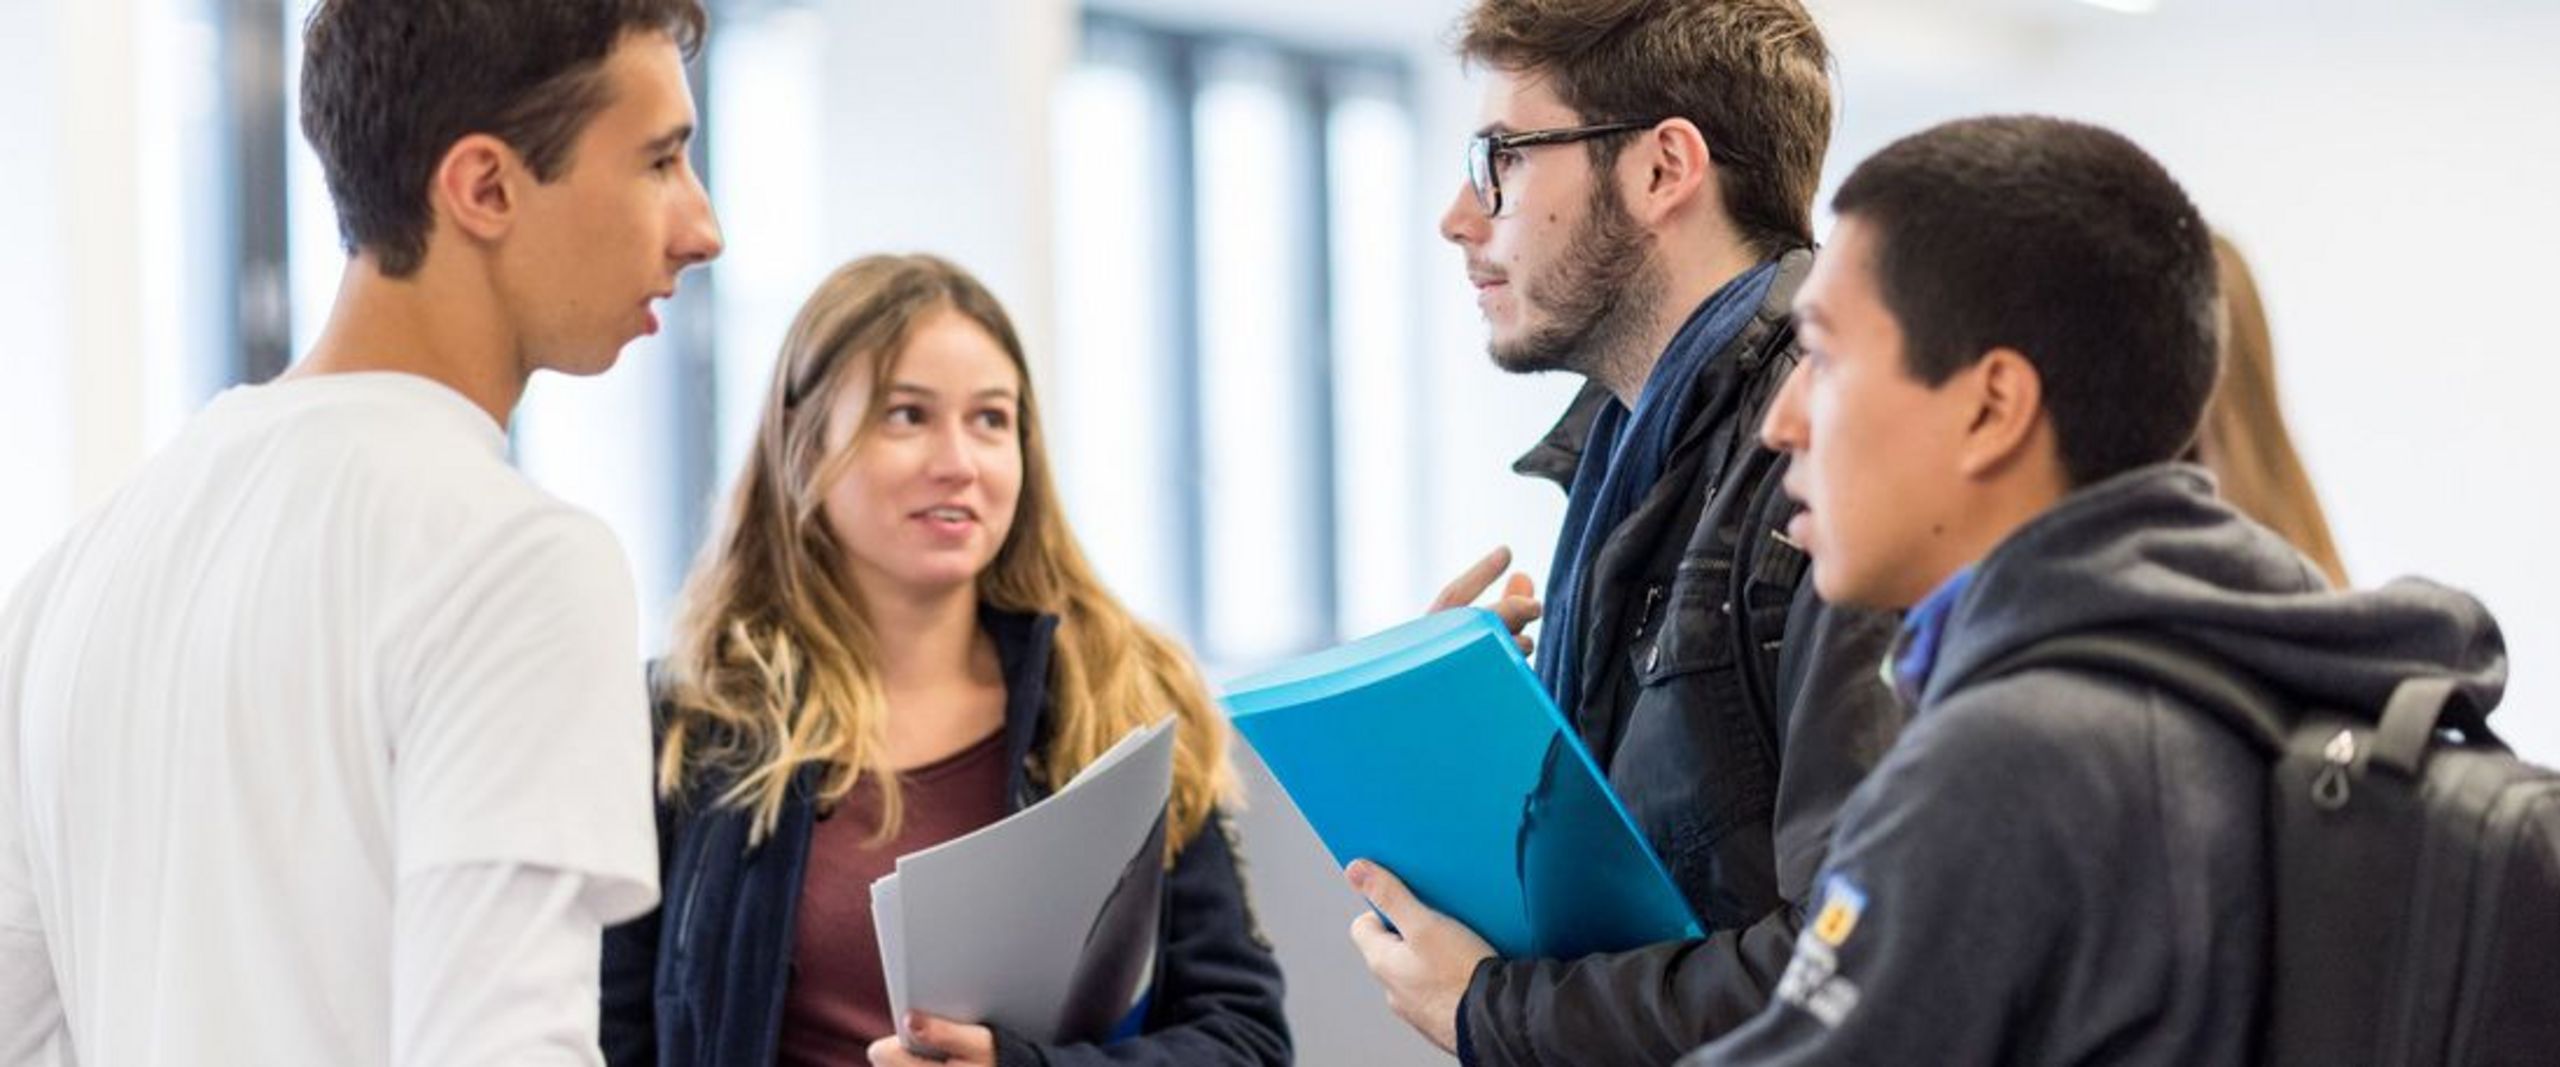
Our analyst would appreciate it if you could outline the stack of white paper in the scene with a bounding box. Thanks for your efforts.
[873,718,1177,1050]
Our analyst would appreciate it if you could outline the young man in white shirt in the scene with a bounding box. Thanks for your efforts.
[0,2,723,1063]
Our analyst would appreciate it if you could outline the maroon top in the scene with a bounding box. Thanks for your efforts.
[776,727,1013,1066]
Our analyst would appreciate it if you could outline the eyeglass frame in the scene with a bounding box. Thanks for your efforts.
[1468,118,1741,218]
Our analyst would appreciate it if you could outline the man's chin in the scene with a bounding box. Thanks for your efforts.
[1813,563,1923,614]
[1487,337,1574,376]
[541,343,630,379]
[1809,566,1879,612]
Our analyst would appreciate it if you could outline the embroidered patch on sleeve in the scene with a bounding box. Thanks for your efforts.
[1812,874,1866,947]
[1778,875,1868,1029]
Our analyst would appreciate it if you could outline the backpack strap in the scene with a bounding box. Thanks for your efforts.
[2371,678,2453,778]
[1975,631,2292,759]
[2370,675,2510,776]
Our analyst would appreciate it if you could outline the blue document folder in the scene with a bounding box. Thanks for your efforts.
[1223,608,1702,959]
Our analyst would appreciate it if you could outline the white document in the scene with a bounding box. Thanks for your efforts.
[876,717,1175,1050]
[872,875,909,1036]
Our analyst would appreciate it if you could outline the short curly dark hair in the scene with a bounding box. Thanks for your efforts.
[299,0,709,277]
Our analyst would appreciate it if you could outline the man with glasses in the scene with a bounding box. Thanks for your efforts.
[1350,1,1902,1063]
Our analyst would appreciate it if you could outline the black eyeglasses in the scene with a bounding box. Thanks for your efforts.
[1465,121,1659,218]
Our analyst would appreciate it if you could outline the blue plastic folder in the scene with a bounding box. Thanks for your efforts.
[1223,608,1702,959]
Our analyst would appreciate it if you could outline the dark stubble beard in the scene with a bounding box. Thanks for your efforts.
[1488,173,1666,379]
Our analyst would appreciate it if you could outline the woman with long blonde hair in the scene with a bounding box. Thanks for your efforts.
[600,254,1289,1066]
[2196,234,2351,588]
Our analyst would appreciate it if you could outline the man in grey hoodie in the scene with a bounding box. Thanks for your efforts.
[1679,115,2508,1064]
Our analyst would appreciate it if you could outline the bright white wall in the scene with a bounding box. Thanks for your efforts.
[3,0,152,593]
[818,0,1071,380]
[0,0,78,589]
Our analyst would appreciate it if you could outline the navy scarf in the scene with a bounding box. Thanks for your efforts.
[1536,260,1781,708]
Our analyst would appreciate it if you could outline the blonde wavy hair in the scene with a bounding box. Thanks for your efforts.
[2197,233,2350,588]
[659,253,1238,852]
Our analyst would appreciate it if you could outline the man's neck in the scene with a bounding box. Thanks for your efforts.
[1594,234,1765,406]
[1894,462,2075,611]
[286,257,525,427]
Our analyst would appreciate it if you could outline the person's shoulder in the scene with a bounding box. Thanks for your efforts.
[297,380,623,584]
[0,544,72,685]
[446,504,636,605]
[1881,669,2166,805]
[351,431,553,525]
[274,373,541,488]
[1936,663,2163,733]
[1,543,69,624]
[1892,663,2267,839]
[202,377,565,548]
[369,498,635,664]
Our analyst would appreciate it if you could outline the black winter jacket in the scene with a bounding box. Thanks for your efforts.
[600,609,1291,1067]
[1460,250,1906,1065]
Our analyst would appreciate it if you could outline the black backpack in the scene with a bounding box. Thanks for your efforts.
[1987,633,2560,1066]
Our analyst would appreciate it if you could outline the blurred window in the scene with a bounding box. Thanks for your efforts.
[1052,15,1422,668]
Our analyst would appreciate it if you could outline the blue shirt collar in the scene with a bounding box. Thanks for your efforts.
[1889,566,1977,706]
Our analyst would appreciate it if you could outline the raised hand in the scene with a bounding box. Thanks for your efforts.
[1430,546,1543,657]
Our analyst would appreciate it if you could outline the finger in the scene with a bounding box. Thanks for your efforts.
[1348,909,1399,970]
[1347,859,1432,934]
[1516,633,1536,657]
[1430,547,1512,611]
[1504,572,1536,600]
[911,1014,995,1060]
[1491,595,1543,631]
[866,1036,918,1066]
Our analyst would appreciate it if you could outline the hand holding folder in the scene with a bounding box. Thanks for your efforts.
[1223,608,1700,960]
[872,719,1176,1053]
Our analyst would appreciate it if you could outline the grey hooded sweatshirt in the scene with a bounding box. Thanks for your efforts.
[1681,464,2507,1066]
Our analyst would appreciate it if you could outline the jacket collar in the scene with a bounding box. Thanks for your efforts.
[980,604,1060,803]
[1512,247,1815,488]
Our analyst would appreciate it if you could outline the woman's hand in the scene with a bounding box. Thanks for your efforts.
[866,1012,998,1066]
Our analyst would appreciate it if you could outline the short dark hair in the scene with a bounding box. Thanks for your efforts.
[1457,0,1832,260]
[299,0,709,277]
[1832,115,2220,486]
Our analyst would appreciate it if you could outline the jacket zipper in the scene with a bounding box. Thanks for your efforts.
[671,830,706,969]
[1635,584,1665,673]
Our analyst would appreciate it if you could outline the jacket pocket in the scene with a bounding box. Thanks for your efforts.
[1619,582,1788,928]
[1633,559,1742,683]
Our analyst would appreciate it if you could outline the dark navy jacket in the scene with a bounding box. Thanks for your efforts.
[600,609,1291,1066]
[1684,465,2505,1064]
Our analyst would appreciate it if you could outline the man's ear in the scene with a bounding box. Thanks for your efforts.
[1627,117,1713,228]
[428,133,524,245]
[1957,347,2048,478]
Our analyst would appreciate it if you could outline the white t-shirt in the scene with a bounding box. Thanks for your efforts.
[0,373,659,1065]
